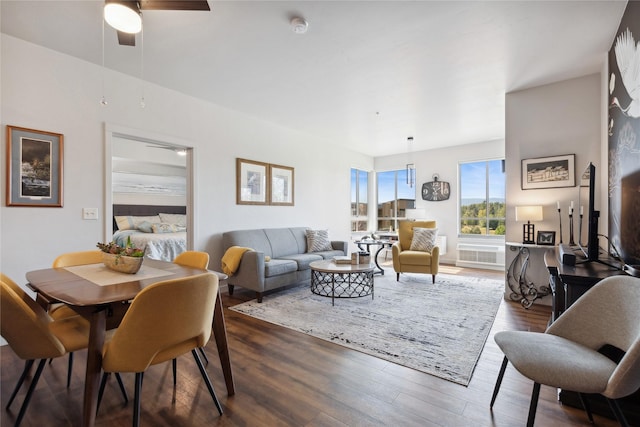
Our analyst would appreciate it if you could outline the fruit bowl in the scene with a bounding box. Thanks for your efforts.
[102,252,144,274]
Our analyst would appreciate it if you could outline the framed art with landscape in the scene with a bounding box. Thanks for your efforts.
[236,158,268,205]
[269,164,294,206]
[6,125,64,207]
[521,154,575,190]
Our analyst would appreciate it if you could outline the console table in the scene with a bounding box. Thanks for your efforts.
[505,242,551,308]
[544,247,638,424]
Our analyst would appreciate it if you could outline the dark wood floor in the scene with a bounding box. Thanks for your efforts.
[1,265,621,427]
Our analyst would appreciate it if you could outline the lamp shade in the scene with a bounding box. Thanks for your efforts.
[104,2,142,34]
[405,208,426,220]
[515,205,543,222]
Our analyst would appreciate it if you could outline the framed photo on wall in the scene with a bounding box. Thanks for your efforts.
[521,154,575,190]
[236,158,268,205]
[6,125,64,207]
[269,164,294,206]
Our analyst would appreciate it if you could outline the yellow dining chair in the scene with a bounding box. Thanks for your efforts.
[98,272,223,427]
[1,277,90,427]
[172,251,211,376]
[48,250,128,401]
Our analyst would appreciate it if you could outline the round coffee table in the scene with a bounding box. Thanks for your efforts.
[309,260,374,306]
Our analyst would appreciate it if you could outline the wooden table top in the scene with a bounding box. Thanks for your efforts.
[26,259,221,307]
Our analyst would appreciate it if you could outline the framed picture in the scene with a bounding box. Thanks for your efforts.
[269,164,294,206]
[521,154,575,190]
[536,230,556,246]
[236,158,268,205]
[6,125,64,207]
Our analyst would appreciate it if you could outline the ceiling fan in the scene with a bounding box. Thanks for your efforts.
[104,0,210,46]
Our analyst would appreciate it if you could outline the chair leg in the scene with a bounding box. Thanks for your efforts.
[396,273,400,281]
[578,393,594,423]
[607,398,629,427]
[115,373,129,403]
[172,358,177,387]
[66,352,74,388]
[227,284,234,295]
[432,274,435,284]
[14,359,47,427]
[526,383,541,427]
[199,347,209,365]
[490,356,509,408]
[191,349,223,416]
[6,360,34,410]
[133,372,143,427]
[97,372,110,415]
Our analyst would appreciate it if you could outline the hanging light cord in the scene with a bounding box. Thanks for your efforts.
[140,22,145,108]
[101,13,108,106]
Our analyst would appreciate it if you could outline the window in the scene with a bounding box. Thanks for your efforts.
[351,168,368,232]
[459,159,505,236]
[377,169,415,231]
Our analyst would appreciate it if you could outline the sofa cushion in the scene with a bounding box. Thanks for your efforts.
[264,259,298,277]
[264,228,307,258]
[279,253,323,271]
[314,249,348,260]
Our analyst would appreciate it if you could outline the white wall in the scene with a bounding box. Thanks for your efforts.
[0,35,373,287]
[374,139,505,265]
[505,73,603,304]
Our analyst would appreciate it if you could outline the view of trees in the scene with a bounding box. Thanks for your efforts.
[460,201,506,235]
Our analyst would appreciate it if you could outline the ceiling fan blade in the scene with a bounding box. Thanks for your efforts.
[139,1,210,11]
[117,31,136,46]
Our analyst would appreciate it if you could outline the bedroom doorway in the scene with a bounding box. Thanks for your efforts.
[104,124,195,251]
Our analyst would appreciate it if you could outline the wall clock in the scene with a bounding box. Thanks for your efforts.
[421,175,450,201]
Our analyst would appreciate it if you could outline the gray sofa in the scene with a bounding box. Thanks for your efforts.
[222,227,347,302]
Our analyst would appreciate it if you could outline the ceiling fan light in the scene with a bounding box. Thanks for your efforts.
[104,3,142,34]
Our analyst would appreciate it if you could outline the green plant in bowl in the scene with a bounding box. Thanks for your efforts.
[97,236,145,273]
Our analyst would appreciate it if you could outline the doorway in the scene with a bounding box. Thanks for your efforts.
[103,124,195,249]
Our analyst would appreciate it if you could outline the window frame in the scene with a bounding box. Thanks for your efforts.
[458,159,506,238]
[350,168,369,233]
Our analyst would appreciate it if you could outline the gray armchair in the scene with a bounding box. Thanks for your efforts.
[490,275,640,426]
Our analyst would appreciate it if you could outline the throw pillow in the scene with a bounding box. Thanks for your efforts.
[410,227,438,252]
[306,229,333,252]
[137,221,154,233]
[159,213,187,227]
[152,223,178,234]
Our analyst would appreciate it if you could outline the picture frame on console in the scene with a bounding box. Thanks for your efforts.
[536,230,556,246]
[269,164,294,206]
[236,158,268,205]
[521,154,575,190]
[6,125,64,207]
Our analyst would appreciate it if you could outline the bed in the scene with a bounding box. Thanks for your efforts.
[112,204,187,262]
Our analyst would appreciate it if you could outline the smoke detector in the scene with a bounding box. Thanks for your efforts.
[291,17,309,34]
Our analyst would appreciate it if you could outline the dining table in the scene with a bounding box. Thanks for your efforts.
[26,258,235,427]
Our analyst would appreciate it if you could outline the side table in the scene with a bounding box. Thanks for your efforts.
[354,240,394,275]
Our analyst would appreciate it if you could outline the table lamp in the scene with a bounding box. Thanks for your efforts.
[405,208,426,221]
[515,205,543,244]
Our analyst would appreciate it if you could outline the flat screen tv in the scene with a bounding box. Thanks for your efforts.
[577,162,598,261]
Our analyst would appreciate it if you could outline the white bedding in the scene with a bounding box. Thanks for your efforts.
[113,230,187,262]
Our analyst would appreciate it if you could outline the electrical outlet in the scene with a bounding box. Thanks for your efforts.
[82,208,98,220]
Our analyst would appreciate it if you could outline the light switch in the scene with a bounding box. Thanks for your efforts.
[82,208,99,220]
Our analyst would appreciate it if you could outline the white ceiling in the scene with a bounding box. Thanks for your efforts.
[1,1,627,156]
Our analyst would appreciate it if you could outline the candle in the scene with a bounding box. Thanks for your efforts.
[570,201,574,209]
[580,206,584,216]
[557,201,560,209]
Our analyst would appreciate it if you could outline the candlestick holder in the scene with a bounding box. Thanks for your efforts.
[557,208,563,244]
[578,214,583,246]
[569,212,575,245]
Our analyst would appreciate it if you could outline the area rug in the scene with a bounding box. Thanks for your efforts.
[230,272,504,386]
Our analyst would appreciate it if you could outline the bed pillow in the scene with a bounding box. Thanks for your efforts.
[115,215,161,231]
[305,229,333,252]
[152,223,178,234]
[136,221,154,233]
[159,213,186,227]
[410,227,438,252]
